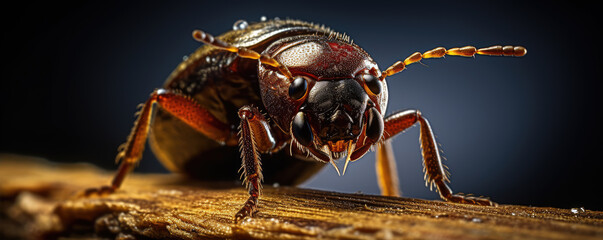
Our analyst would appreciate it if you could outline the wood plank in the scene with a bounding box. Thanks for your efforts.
[1,155,601,239]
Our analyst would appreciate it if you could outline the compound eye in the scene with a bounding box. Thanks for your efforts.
[362,74,382,95]
[289,76,308,100]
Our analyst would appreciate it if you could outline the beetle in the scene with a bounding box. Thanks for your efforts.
[84,18,526,223]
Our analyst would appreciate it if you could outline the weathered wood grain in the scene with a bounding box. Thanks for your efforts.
[1,155,601,240]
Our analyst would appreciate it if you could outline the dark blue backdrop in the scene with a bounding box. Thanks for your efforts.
[2,1,601,210]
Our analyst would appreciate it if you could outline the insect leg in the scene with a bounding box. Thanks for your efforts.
[234,105,277,223]
[376,140,400,196]
[192,29,293,80]
[382,109,496,206]
[83,88,235,196]
[381,45,527,79]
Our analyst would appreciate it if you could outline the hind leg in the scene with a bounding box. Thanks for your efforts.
[376,140,401,197]
[82,88,236,196]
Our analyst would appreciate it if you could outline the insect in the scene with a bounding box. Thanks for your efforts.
[84,18,526,223]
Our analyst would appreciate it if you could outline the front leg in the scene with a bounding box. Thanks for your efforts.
[234,106,276,223]
[383,109,496,206]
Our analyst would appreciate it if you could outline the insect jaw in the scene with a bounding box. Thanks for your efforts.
[289,118,358,176]
[343,140,356,175]
[321,140,356,176]
[289,105,382,175]
[327,139,348,153]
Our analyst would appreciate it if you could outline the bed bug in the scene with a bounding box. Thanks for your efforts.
[84,18,526,223]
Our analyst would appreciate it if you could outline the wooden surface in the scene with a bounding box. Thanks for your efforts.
[1,155,602,240]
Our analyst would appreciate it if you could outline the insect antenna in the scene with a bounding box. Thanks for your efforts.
[192,29,294,81]
[381,45,527,80]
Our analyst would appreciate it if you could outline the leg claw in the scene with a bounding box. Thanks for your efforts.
[234,206,253,224]
[449,194,498,206]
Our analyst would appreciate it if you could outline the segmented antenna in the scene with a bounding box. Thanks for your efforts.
[381,45,527,79]
[192,30,294,81]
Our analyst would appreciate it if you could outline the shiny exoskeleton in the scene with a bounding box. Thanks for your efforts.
[84,19,526,223]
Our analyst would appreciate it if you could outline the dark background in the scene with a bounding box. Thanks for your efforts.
[2,1,601,210]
